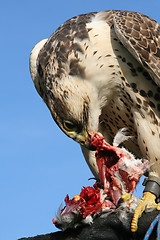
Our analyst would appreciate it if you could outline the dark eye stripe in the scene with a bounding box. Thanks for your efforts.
[37,63,43,77]
[83,100,89,124]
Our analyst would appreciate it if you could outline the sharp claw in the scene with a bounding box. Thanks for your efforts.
[131,192,157,232]
[121,193,132,202]
[131,217,138,232]
[131,201,145,232]
[157,203,160,211]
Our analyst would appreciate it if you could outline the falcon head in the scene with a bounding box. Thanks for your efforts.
[30,39,101,148]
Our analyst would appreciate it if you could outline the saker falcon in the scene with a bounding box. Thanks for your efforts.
[30,10,160,232]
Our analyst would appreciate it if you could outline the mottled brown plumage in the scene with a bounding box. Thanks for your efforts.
[33,10,160,174]
[30,10,160,231]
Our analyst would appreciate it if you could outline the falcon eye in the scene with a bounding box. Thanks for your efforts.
[63,120,77,132]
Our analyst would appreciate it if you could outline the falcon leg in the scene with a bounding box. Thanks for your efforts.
[131,176,160,232]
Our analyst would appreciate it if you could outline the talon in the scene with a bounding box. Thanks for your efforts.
[131,191,157,232]
[131,202,145,232]
[157,203,160,211]
[131,218,138,232]
[121,193,132,202]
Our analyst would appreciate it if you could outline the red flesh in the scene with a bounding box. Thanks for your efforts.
[53,133,149,226]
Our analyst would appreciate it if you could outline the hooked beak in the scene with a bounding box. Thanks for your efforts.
[79,130,96,151]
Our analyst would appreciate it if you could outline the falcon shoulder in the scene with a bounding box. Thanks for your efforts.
[111,11,160,86]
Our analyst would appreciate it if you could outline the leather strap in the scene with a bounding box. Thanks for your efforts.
[143,176,160,198]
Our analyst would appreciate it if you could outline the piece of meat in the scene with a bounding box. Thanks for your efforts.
[53,131,149,230]
[90,133,149,205]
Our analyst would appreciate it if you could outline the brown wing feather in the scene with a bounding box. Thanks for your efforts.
[112,11,160,86]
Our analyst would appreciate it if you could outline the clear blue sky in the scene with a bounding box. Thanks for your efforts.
[1,1,160,239]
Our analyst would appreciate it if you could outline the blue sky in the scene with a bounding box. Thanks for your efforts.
[1,1,160,239]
